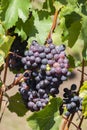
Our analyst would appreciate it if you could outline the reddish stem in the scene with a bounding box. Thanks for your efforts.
[46,7,62,43]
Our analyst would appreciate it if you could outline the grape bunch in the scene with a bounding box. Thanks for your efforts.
[8,35,27,71]
[63,84,83,117]
[17,39,70,111]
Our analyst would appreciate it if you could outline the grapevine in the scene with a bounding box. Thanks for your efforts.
[0,1,87,130]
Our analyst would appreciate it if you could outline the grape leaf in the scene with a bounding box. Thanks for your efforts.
[0,35,15,57]
[3,0,30,29]
[43,0,55,14]
[0,50,5,67]
[32,10,52,44]
[7,92,28,117]
[15,15,38,40]
[27,97,62,130]
[68,55,75,68]
[68,20,81,47]
[81,16,87,60]
[82,95,87,118]
[80,81,87,117]
[61,12,82,47]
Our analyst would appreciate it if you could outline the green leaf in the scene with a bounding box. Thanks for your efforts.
[15,16,38,40]
[80,81,87,97]
[4,0,30,29]
[27,97,62,130]
[0,35,15,57]
[32,10,52,44]
[7,92,28,117]
[43,0,55,13]
[68,55,75,68]
[81,16,87,60]
[61,12,82,47]
[82,95,87,118]
[0,50,5,67]
[68,20,81,47]
[79,81,87,117]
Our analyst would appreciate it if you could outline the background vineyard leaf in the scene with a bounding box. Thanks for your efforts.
[15,16,38,40]
[27,97,62,130]
[3,0,30,29]
[0,35,15,57]
[80,81,87,117]
[81,16,87,60]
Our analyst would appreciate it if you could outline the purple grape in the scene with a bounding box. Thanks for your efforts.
[48,60,54,66]
[28,50,33,56]
[44,47,50,53]
[34,52,39,57]
[39,53,46,59]
[21,57,26,64]
[41,58,48,65]
[35,57,41,63]
[46,53,53,59]
[51,49,56,55]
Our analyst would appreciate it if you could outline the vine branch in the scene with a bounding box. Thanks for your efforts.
[45,7,63,43]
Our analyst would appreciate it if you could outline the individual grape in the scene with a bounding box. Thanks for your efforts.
[62,68,68,74]
[36,84,41,90]
[27,101,34,109]
[52,78,58,83]
[47,38,53,44]
[32,63,38,68]
[44,79,49,85]
[30,56,35,63]
[44,47,50,54]
[21,57,26,64]
[49,44,55,49]
[50,87,59,95]
[34,52,39,57]
[39,53,46,59]
[54,54,59,61]
[53,62,60,68]
[26,56,30,61]
[24,50,29,56]
[65,111,70,117]
[35,57,41,63]
[38,89,45,96]
[61,75,67,81]
[46,53,53,59]
[56,67,62,74]
[59,44,66,51]
[41,65,46,71]
[38,46,44,52]
[35,76,41,82]
[28,50,33,56]
[36,101,42,107]
[46,76,52,81]
[71,84,77,90]
[26,61,31,67]
[51,49,56,55]
[50,67,55,74]
[33,104,38,111]
[41,58,48,65]
[31,40,38,46]
[48,60,54,66]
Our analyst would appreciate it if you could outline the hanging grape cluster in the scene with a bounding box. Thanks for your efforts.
[8,35,27,71]
[16,39,71,111]
[63,84,83,117]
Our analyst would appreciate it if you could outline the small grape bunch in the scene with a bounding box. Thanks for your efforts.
[63,84,83,117]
